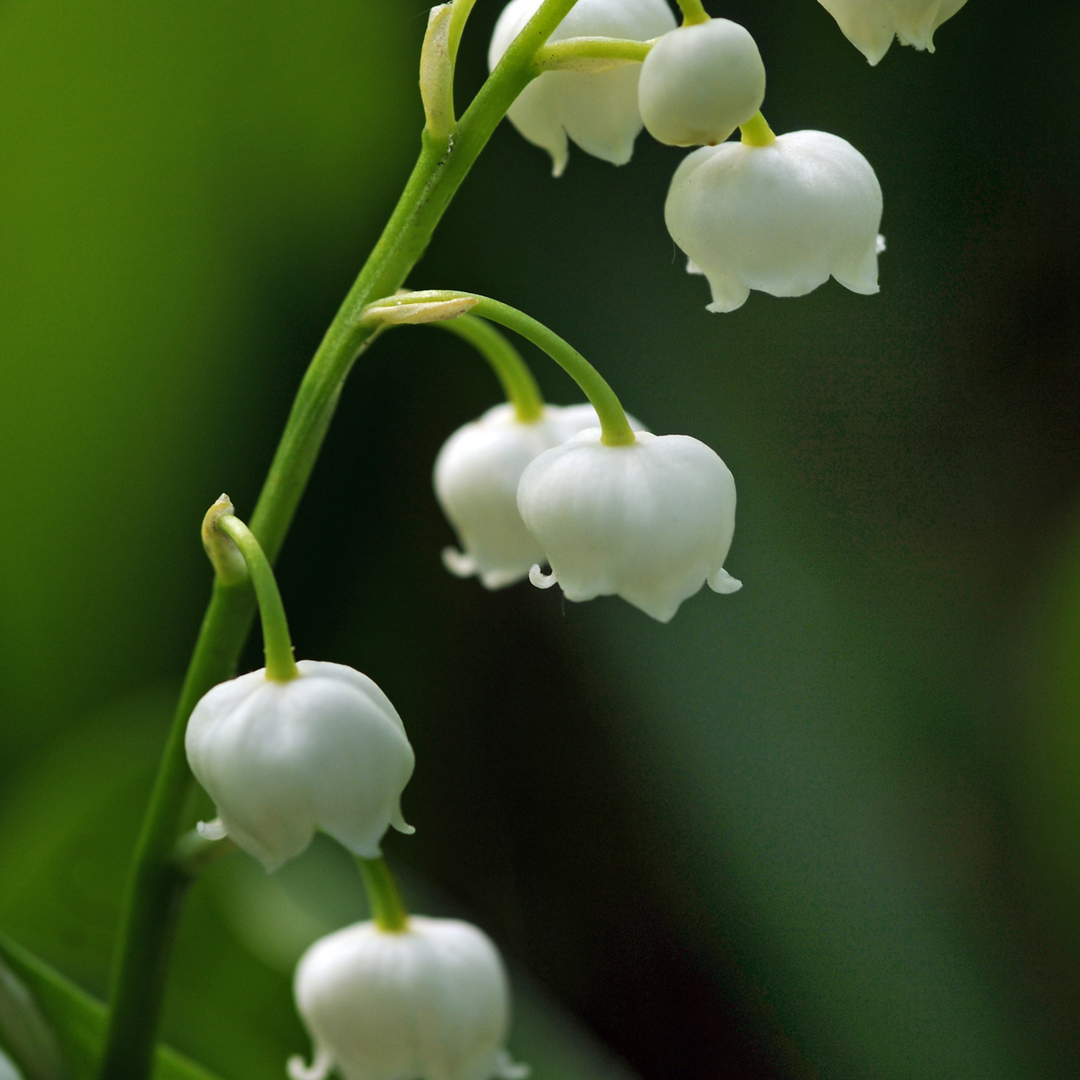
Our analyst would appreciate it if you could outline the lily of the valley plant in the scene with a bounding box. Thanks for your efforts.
[0,0,974,1078]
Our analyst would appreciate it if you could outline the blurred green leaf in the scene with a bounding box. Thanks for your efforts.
[0,936,222,1080]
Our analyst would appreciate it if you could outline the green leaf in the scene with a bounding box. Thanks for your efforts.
[0,937,223,1080]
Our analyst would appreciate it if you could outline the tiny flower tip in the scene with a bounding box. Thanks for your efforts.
[495,1051,532,1080]
[287,1050,332,1080]
[709,567,742,594]
[529,565,558,589]
[686,257,703,276]
[877,234,887,254]
[196,818,228,841]
[480,568,525,589]
[442,546,478,579]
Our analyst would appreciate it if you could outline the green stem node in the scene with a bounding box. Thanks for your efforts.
[740,111,776,147]
[365,291,635,445]
[357,858,410,933]
[435,314,545,422]
[215,513,298,682]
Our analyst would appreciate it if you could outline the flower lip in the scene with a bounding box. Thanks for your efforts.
[517,428,740,622]
[185,660,415,872]
[816,0,969,64]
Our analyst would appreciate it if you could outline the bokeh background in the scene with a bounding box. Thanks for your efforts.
[2,0,1080,1077]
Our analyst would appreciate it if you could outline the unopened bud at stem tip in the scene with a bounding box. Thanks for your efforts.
[201,494,247,585]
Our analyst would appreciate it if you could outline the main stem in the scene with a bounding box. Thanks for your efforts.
[98,3,579,1076]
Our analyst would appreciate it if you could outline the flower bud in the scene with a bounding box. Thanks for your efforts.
[517,429,740,623]
[638,19,766,147]
[817,0,969,65]
[434,402,644,589]
[665,130,883,313]
[489,0,676,176]
[185,661,415,872]
[289,917,527,1080]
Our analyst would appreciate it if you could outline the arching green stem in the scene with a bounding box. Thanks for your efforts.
[98,3,585,1077]
[740,111,776,147]
[357,858,409,933]
[215,513,298,682]
[675,0,710,26]
[435,314,544,422]
[365,291,636,445]
[537,36,651,72]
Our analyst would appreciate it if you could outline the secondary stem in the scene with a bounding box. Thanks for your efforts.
[435,314,545,422]
[366,292,636,445]
[216,514,298,682]
[356,858,409,933]
[98,2,581,1077]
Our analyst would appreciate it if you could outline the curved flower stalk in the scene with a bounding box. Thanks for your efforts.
[290,916,527,1080]
[817,0,970,65]
[638,17,765,147]
[518,429,741,622]
[489,0,676,176]
[435,401,645,589]
[665,124,883,312]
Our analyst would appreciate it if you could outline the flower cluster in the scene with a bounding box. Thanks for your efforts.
[493,1,889,313]
[170,3,973,1078]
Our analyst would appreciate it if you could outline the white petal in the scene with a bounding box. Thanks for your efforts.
[518,430,738,622]
[666,132,882,311]
[185,662,415,872]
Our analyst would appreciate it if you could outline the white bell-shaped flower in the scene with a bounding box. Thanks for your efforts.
[817,0,969,65]
[185,661,415,872]
[435,402,643,589]
[289,917,527,1080]
[638,19,766,147]
[489,0,676,176]
[517,429,740,622]
[665,130,883,313]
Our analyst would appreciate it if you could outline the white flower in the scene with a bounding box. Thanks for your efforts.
[434,402,643,589]
[516,429,740,623]
[0,1049,22,1080]
[817,0,969,64]
[638,19,766,147]
[185,661,415,872]
[289,917,528,1080]
[489,0,676,176]
[665,130,883,313]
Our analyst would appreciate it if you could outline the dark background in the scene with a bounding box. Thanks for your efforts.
[2,1,1080,1077]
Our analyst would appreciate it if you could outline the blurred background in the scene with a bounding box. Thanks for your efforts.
[2,0,1079,1077]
